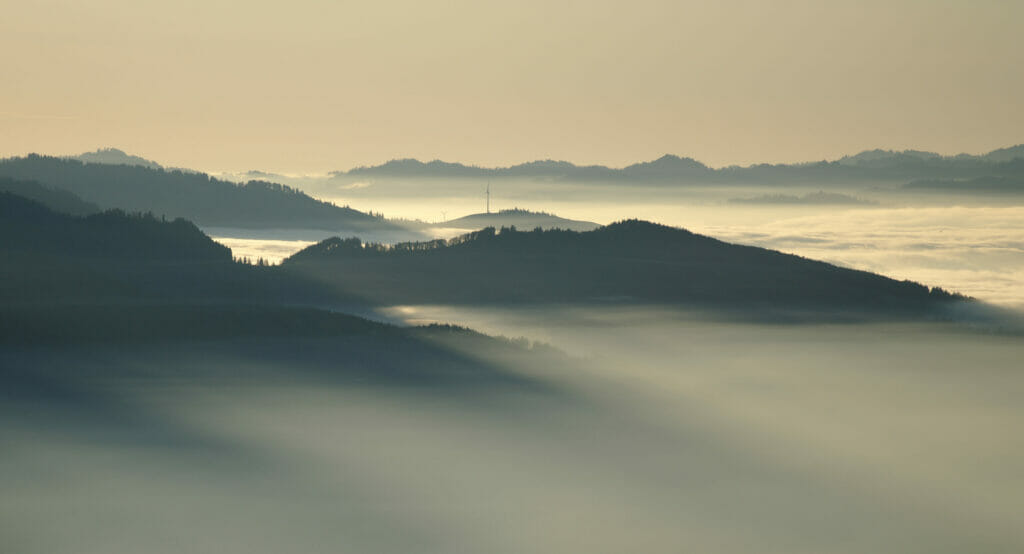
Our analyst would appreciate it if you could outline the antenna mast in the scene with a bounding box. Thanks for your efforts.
[486,181,490,214]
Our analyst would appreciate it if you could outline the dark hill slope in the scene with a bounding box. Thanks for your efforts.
[0,155,403,231]
[283,220,964,314]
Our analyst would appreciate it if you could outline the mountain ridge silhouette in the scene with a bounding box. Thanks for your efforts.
[282,219,967,314]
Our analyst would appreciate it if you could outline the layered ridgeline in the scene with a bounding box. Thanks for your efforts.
[0,154,408,232]
[330,145,1024,187]
[284,221,965,315]
[0,192,547,387]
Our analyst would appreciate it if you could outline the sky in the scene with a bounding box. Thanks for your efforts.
[2,0,1022,173]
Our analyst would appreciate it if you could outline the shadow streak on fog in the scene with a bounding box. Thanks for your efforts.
[3,307,1024,553]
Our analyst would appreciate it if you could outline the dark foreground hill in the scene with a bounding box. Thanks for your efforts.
[283,220,965,315]
[0,154,407,232]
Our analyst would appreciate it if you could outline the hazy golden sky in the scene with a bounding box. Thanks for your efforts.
[2,0,1022,173]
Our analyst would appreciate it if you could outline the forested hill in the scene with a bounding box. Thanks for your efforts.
[1,191,230,261]
[0,191,361,317]
[73,147,162,169]
[0,155,403,231]
[283,220,966,314]
[438,209,599,232]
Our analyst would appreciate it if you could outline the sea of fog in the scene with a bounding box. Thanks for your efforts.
[4,307,1023,553]
[209,198,1024,308]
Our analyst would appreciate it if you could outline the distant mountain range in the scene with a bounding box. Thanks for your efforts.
[0,155,414,233]
[44,145,1024,197]
[329,145,1024,185]
[337,154,716,182]
[283,220,965,315]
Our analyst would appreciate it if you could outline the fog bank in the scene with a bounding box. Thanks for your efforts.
[4,308,1023,553]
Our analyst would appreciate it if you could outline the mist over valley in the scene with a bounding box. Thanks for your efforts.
[4,145,1024,553]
